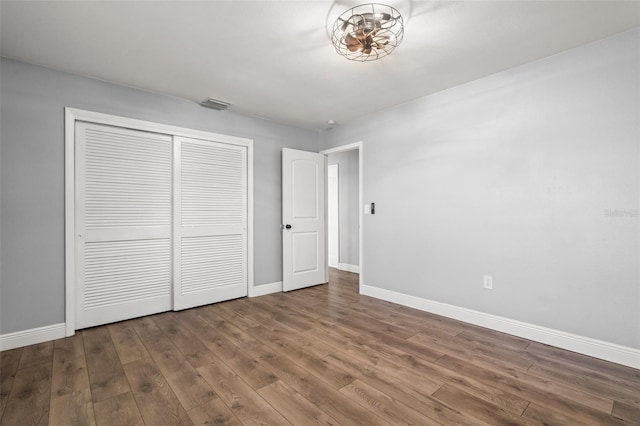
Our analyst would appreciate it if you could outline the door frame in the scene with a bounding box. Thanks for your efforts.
[320,142,363,292]
[64,107,254,336]
[327,163,340,268]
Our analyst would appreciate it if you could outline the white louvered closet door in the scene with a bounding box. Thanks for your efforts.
[76,122,172,329]
[173,137,248,310]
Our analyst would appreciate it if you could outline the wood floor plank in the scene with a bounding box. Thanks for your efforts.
[107,321,150,365]
[258,380,339,426]
[522,402,623,426]
[248,318,335,359]
[18,342,53,370]
[49,390,96,426]
[611,400,640,424]
[525,341,640,383]
[186,397,243,426]
[197,362,291,426]
[245,314,309,343]
[179,310,279,391]
[525,350,640,394]
[432,383,537,426]
[51,334,89,397]
[295,301,417,341]
[309,328,458,399]
[325,350,442,398]
[123,358,194,426]
[231,307,274,329]
[393,303,470,328]
[0,347,23,419]
[303,321,364,352]
[234,308,335,361]
[217,297,265,320]
[246,324,356,390]
[253,348,391,426]
[152,312,220,369]
[49,334,95,425]
[302,292,430,334]
[527,356,640,406]
[212,300,263,328]
[193,306,264,351]
[248,299,316,333]
[435,354,619,423]
[325,349,529,422]
[322,332,529,417]
[211,305,261,331]
[340,379,438,426]
[93,392,144,426]
[353,304,467,337]
[130,316,217,410]
[456,328,532,351]
[82,326,130,402]
[410,330,535,371]
[356,329,443,363]
[1,362,52,426]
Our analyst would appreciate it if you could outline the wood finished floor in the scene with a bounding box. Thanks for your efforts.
[1,269,639,425]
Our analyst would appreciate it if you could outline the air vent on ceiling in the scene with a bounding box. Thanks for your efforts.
[200,97,231,111]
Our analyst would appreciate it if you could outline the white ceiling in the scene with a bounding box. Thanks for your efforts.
[1,1,638,130]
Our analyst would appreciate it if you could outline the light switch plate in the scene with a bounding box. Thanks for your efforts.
[483,275,493,290]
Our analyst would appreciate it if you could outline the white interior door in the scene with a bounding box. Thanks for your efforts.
[173,137,248,310]
[76,122,172,329]
[282,148,327,291]
[327,164,339,268]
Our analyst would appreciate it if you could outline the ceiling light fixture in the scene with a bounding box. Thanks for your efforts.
[331,3,404,62]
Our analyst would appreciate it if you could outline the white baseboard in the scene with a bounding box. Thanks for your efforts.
[338,263,360,274]
[250,281,283,297]
[0,323,66,351]
[7,289,636,369]
[361,285,640,369]
[2,282,286,350]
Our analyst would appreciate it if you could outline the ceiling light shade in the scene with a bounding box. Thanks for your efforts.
[331,3,404,62]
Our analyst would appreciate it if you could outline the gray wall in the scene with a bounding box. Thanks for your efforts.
[320,29,640,349]
[0,58,318,334]
[327,150,359,266]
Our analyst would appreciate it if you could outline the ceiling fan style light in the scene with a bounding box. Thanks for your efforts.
[332,3,404,61]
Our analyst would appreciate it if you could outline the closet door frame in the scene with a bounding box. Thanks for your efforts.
[64,107,254,337]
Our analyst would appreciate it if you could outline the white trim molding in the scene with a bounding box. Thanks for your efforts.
[250,281,283,297]
[338,263,360,274]
[0,323,66,351]
[361,285,640,369]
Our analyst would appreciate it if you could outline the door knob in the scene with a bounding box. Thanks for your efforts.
[285,224,292,229]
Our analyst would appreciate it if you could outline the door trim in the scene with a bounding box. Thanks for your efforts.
[320,142,363,293]
[327,163,340,268]
[64,107,254,336]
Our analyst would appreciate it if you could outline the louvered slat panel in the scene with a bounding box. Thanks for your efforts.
[84,127,171,229]
[84,239,171,309]
[180,235,243,295]
[77,122,173,329]
[181,141,245,227]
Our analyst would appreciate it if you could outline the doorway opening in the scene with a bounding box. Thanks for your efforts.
[320,142,363,293]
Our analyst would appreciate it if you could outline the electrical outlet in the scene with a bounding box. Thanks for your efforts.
[483,275,493,290]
